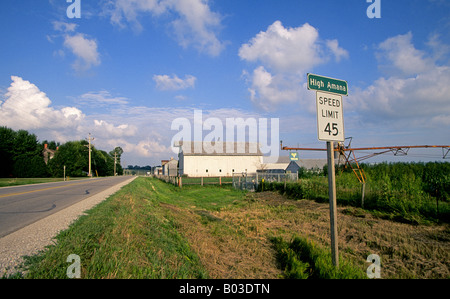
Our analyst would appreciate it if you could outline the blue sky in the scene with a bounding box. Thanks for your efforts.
[1,0,449,166]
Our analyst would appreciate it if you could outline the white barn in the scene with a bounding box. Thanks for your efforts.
[176,141,263,177]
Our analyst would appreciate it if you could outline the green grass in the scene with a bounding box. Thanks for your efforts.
[180,176,233,185]
[270,236,366,279]
[18,177,208,279]
[150,179,246,211]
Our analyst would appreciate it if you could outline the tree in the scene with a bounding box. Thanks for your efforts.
[0,127,49,178]
[48,141,89,177]
[0,127,17,177]
[48,141,125,177]
[423,162,450,217]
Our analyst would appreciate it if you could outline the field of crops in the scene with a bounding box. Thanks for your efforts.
[260,162,450,225]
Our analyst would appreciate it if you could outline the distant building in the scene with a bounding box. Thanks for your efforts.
[42,144,56,164]
[176,141,263,177]
[286,159,327,174]
[162,158,178,177]
[152,166,163,176]
[258,156,290,173]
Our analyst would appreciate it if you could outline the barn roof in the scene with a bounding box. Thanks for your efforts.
[176,141,263,156]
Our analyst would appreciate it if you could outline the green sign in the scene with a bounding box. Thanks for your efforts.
[307,73,348,96]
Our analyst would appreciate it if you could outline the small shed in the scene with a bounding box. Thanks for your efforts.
[286,159,327,174]
[162,158,178,177]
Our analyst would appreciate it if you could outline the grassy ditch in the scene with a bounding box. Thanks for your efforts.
[270,236,365,279]
[19,177,207,279]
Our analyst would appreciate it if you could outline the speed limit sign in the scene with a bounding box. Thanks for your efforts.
[316,91,344,142]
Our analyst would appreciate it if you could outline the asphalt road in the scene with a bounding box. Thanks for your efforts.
[0,176,132,238]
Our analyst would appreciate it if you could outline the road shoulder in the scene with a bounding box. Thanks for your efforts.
[0,176,136,276]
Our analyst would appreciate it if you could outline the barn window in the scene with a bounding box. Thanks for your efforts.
[219,169,222,173]
[206,169,208,173]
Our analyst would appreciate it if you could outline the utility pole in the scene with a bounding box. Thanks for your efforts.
[114,151,117,176]
[86,133,95,177]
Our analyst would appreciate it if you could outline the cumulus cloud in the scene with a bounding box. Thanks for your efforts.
[0,76,84,130]
[105,0,226,56]
[153,74,197,91]
[376,32,433,76]
[93,120,138,138]
[63,33,101,71]
[326,39,349,62]
[239,21,348,111]
[349,33,450,128]
[169,0,225,56]
[240,21,320,74]
[243,66,301,111]
[239,21,347,73]
[50,21,101,72]
[0,76,139,157]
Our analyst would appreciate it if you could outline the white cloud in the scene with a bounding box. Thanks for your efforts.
[153,74,196,91]
[105,0,226,56]
[49,21,101,72]
[239,21,322,74]
[93,120,137,138]
[349,33,450,129]
[243,66,301,111]
[107,0,168,30]
[52,21,78,33]
[0,76,84,130]
[350,66,450,123]
[326,39,349,62]
[0,76,138,158]
[169,0,225,56]
[239,21,348,111]
[376,32,433,76]
[63,33,101,71]
[76,90,129,107]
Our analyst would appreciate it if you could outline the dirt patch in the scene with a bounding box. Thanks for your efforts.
[160,202,281,279]
[160,192,449,279]
[252,192,450,279]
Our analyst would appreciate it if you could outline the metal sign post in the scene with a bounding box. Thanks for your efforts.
[327,141,339,267]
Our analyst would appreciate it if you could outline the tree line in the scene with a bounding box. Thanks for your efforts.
[0,126,123,178]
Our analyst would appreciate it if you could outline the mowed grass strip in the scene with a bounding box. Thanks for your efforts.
[20,177,208,279]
